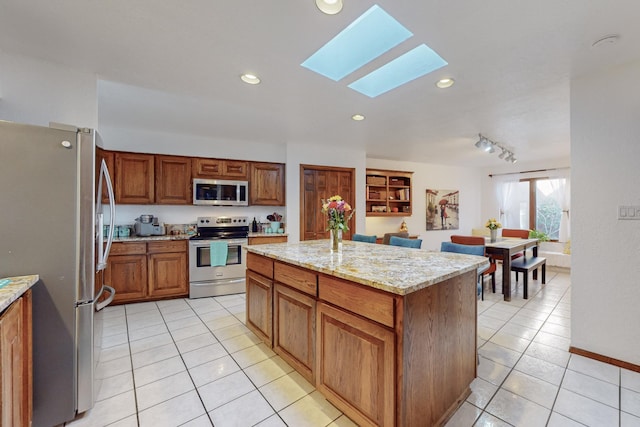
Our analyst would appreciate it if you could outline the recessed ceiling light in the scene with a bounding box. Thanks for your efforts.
[592,34,620,48]
[316,0,343,15]
[240,74,260,85]
[351,114,365,121]
[436,78,455,89]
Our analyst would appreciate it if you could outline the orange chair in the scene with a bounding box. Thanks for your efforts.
[450,235,497,295]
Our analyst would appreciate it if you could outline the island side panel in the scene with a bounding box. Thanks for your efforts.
[398,269,477,427]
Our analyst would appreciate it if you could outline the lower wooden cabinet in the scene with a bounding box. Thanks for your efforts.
[316,302,395,427]
[0,290,32,427]
[246,270,273,345]
[273,283,315,382]
[106,240,188,304]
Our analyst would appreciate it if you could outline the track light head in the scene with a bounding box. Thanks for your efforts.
[485,142,495,153]
[473,134,517,162]
[498,149,507,159]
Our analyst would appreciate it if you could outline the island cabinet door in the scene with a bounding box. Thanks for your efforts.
[273,283,315,383]
[246,270,273,346]
[316,302,395,427]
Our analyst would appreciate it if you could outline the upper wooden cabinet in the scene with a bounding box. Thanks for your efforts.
[365,169,413,217]
[192,158,249,180]
[155,155,192,205]
[115,152,155,204]
[250,162,285,206]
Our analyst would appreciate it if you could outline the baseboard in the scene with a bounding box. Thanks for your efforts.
[569,346,640,373]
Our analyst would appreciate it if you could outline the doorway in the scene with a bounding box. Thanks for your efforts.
[300,165,355,241]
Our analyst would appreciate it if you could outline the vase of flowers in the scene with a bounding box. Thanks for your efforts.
[485,218,502,242]
[321,195,354,253]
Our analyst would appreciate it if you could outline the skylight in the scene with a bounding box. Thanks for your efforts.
[348,44,447,97]
[301,5,448,97]
[301,5,412,81]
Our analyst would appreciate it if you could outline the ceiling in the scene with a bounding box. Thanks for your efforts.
[2,0,640,167]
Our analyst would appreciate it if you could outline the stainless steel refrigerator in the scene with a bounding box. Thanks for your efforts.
[0,120,116,426]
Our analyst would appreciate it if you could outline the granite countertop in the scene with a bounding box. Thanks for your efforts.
[246,240,488,296]
[248,233,288,238]
[0,275,39,312]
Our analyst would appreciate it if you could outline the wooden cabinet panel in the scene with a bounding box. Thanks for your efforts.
[115,152,155,204]
[249,162,285,206]
[96,147,114,203]
[109,242,146,256]
[248,236,288,245]
[147,240,187,254]
[316,302,395,427]
[247,252,274,279]
[274,283,315,382]
[319,275,395,328]
[193,158,249,179]
[155,155,191,205]
[105,253,148,303]
[246,270,273,346]
[274,262,317,296]
[148,251,188,298]
[0,295,30,427]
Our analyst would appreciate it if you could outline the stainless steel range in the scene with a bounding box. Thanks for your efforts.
[189,216,249,298]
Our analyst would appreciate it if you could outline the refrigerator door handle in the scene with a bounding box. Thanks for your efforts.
[96,159,116,271]
[95,285,115,312]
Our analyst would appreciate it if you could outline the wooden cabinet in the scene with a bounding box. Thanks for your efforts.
[316,302,395,427]
[105,242,148,303]
[115,152,155,204]
[0,290,32,427]
[366,169,413,216]
[155,155,192,204]
[248,236,288,245]
[105,240,188,304]
[96,147,115,203]
[246,252,275,345]
[192,158,249,179]
[147,241,188,298]
[250,162,285,206]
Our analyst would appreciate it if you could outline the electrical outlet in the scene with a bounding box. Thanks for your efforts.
[618,205,640,220]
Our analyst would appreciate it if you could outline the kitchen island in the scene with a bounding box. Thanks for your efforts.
[245,241,488,427]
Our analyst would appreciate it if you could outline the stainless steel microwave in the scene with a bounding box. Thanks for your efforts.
[193,179,249,206]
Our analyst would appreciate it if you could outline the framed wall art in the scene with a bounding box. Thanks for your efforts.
[426,189,459,230]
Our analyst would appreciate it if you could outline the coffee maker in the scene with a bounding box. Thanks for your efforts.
[134,215,165,236]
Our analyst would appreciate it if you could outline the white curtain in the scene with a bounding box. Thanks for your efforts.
[548,171,571,242]
[494,178,520,228]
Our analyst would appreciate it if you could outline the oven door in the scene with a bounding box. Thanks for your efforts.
[189,238,247,283]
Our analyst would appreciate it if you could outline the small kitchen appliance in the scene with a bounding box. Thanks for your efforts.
[134,215,165,236]
[189,216,249,298]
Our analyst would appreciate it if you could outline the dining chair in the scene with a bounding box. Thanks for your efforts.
[352,233,377,243]
[389,236,422,249]
[450,235,497,296]
[382,232,409,245]
[441,241,494,300]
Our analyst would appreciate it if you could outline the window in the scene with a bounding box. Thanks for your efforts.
[499,176,569,241]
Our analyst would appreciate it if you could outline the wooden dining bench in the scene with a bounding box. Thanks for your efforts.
[510,256,546,299]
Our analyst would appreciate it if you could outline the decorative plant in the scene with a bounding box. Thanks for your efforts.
[485,218,502,230]
[266,212,282,222]
[321,195,354,231]
[529,229,550,241]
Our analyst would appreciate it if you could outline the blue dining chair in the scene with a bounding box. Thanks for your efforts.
[440,241,489,300]
[352,233,377,243]
[389,236,422,249]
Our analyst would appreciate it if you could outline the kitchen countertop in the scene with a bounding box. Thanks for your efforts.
[245,240,488,295]
[0,275,39,312]
[113,233,288,242]
[248,232,288,238]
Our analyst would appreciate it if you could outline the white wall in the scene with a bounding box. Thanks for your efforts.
[366,158,484,251]
[0,50,98,128]
[571,59,640,365]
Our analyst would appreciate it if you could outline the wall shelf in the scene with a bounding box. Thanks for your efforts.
[366,169,413,217]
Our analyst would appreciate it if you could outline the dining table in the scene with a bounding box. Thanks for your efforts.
[484,237,540,301]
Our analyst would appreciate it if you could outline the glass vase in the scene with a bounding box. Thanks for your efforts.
[490,228,498,243]
[330,228,343,253]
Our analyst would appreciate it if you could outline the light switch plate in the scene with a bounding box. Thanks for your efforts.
[618,205,640,220]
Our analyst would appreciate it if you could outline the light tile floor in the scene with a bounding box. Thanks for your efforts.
[66,269,640,427]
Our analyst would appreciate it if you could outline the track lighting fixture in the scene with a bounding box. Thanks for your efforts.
[474,134,516,163]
